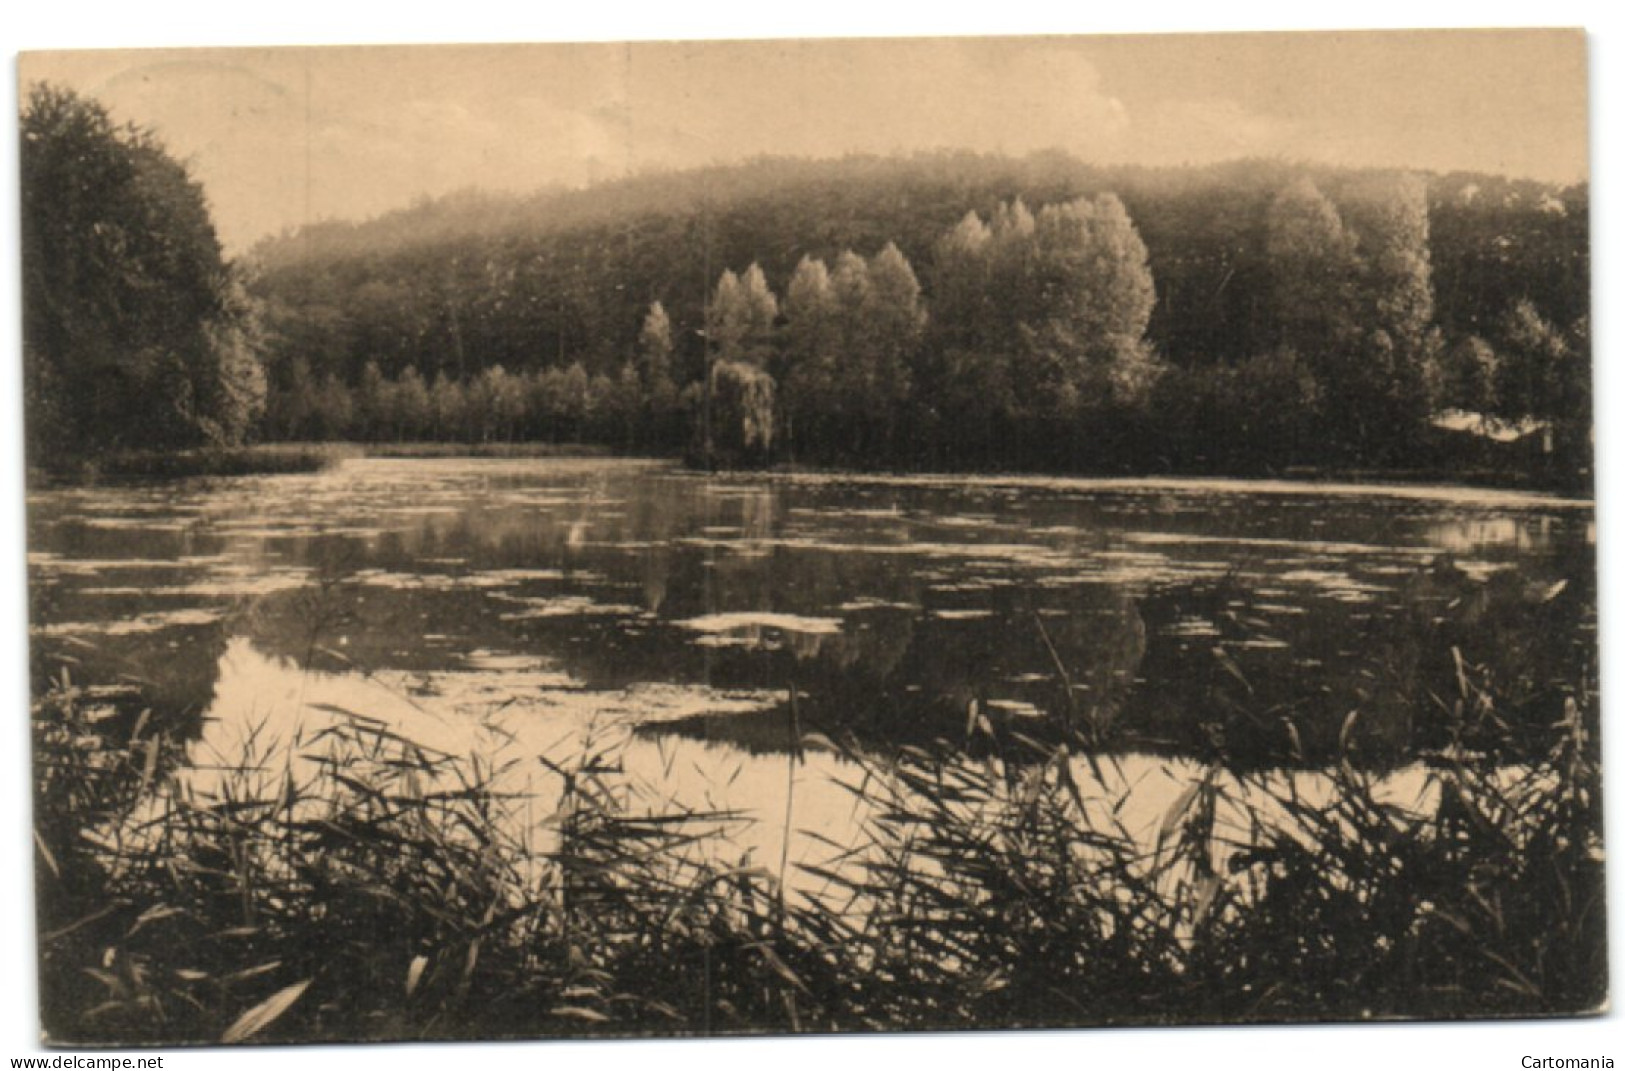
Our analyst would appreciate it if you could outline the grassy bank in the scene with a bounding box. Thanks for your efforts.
[32,659,1604,1045]
[30,435,1586,497]
[360,441,615,460]
[37,444,361,483]
[30,441,627,485]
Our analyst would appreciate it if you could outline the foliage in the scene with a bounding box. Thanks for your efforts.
[21,83,268,463]
[707,360,776,464]
[1496,301,1587,425]
[772,244,926,461]
[1438,335,1500,413]
[1149,349,1322,473]
[1027,194,1159,407]
[636,302,682,443]
[1263,174,1447,462]
[1206,692,1604,1019]
[1265,177,1358,360]
[229,150,1585,484]
[910,194,1163,467]
[778,255,841,451]
[34,637,1604,1042]
[707,264,778,368]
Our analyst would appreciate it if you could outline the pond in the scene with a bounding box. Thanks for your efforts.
[27,458,1596,872]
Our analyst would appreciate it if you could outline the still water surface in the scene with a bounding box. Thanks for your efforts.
[28,458,1596,873]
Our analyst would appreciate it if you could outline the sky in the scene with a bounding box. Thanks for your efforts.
[19,30,1589,252]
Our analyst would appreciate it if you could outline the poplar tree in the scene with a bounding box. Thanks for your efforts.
[704,265,780,461]
[780,256,839,451]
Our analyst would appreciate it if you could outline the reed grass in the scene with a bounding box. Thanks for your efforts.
[32,646,1605,1044]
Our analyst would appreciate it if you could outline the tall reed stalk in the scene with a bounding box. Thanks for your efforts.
[32,645,1604,1043]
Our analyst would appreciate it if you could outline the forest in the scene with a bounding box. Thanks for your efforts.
[23,84,1593,486]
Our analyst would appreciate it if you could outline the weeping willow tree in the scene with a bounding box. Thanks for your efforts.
[700,265,779,464]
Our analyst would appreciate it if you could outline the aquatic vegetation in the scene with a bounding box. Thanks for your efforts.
[32,647,1604,1043]
[27,463,1600,1042]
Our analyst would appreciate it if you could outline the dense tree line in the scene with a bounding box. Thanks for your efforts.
[21,85,266,463]
[247,152,1587,373]
[264,358,666,449]
[22,80,1587,483]
[247,150,1590,481]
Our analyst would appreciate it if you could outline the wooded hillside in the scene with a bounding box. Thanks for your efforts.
[242,151,1591,479]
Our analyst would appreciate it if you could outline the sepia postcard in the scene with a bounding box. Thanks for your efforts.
[19,29,1601,1047]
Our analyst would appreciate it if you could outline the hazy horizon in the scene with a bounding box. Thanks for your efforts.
[21,30,1589,252]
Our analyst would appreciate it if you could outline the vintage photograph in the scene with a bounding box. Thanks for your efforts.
[20,29,1600,1046]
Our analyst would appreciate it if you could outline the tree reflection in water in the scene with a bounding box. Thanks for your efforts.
[26,459,1595,777]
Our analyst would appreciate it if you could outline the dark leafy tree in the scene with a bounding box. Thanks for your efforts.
[861,242,926,451]
[1495,301,1591,481]
[636,301,681,444]
[709,360,775,464]
[1265,174,1444,461]
[430,372,466,441]
[265,356,320,440]
[1497,300,1572,424]
[312,373,354,439]
[605,363,644,449]
[21,83,266,461]
[392,365,431,440]
[702,266,779,460]
[637,302,676,392]
[556,362,593,442]
[356,360,390,441]
[1340,173,1445,449]
[925,211,1010,464]
[707,264,778,367]
[1021,194,1160,415]
[1438,335,1500,413]
[926,194,1159,466]
[827,251,876,446]
[779,256,840,454]
[1265,177,1357,359]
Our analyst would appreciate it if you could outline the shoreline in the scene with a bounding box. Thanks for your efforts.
[28,440,1593,502]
